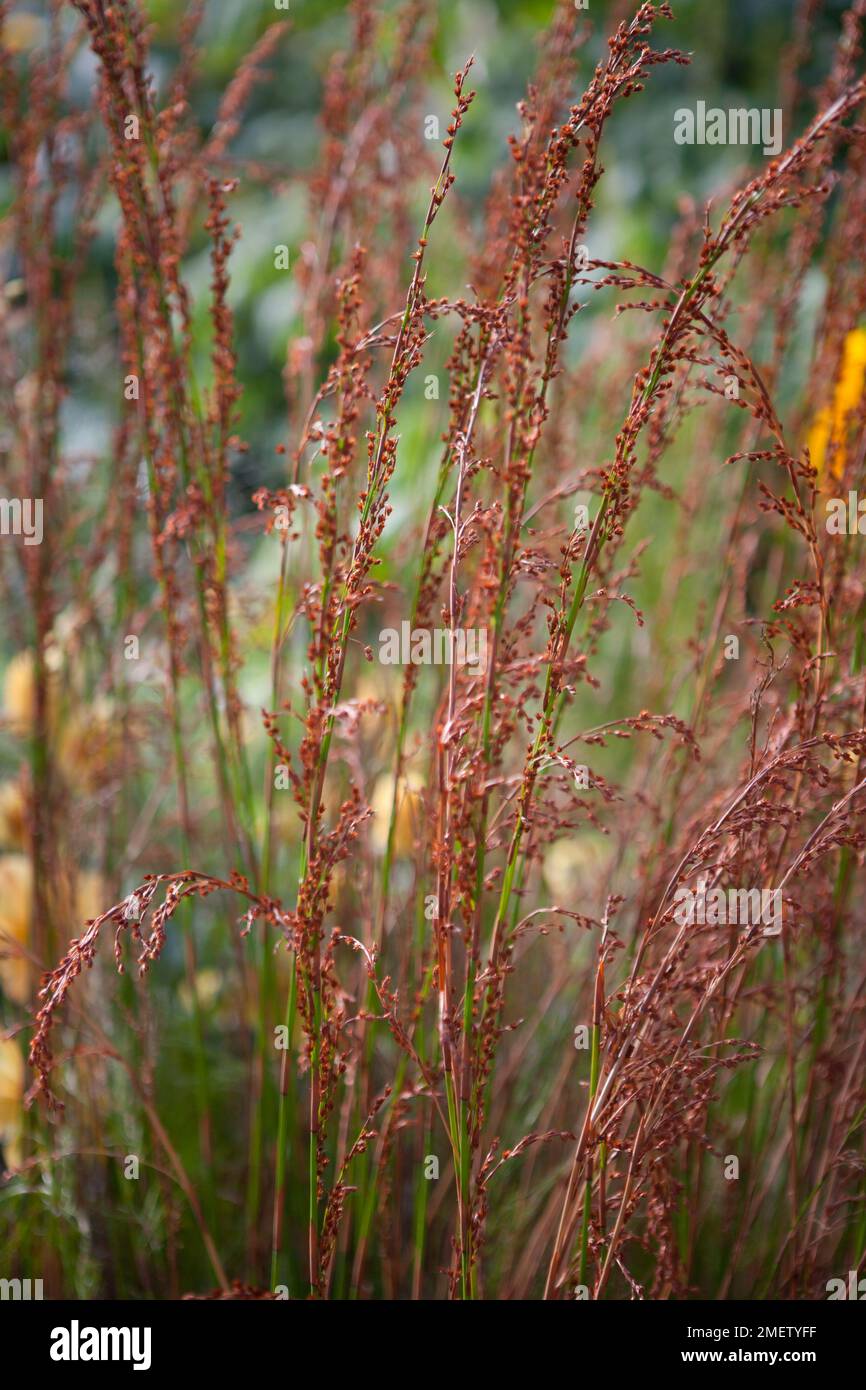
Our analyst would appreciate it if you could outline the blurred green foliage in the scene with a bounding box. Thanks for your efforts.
[0,0,849,511]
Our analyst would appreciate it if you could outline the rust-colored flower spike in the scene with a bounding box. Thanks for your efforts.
[12,0,866,1308]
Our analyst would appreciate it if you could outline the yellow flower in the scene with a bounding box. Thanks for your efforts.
[2,651,36,735]
[0,780,27,850]
[0,854,33,1006]
[0,857,103,1005]
[1,650,59,737]
[1,12,46,54]
[354,671,395,739]
[0,1037,24,1171]
[807,327,866,481]
[57,698,120,791]
[542,835,611,902]
[179,967,224,1015]
[370,770,425,856]
[74,870,105,924]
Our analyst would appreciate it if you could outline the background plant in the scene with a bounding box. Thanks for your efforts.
[2,0,866,1301]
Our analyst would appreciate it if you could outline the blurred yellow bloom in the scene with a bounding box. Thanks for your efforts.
[57,698,120,790]
[807,327,866,481]
[0,856,104,1005]
[2,650,59,737]
[370,770,425,856]
[3,651,36,735]
[0,780,27,850]
[354,671,394,738]
[74,870,105,924]
[1,12,46,54]
[0,1037,24,1171]
[542,835,611,902]
[0,854,33,1006]
[179,967,224,1015]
